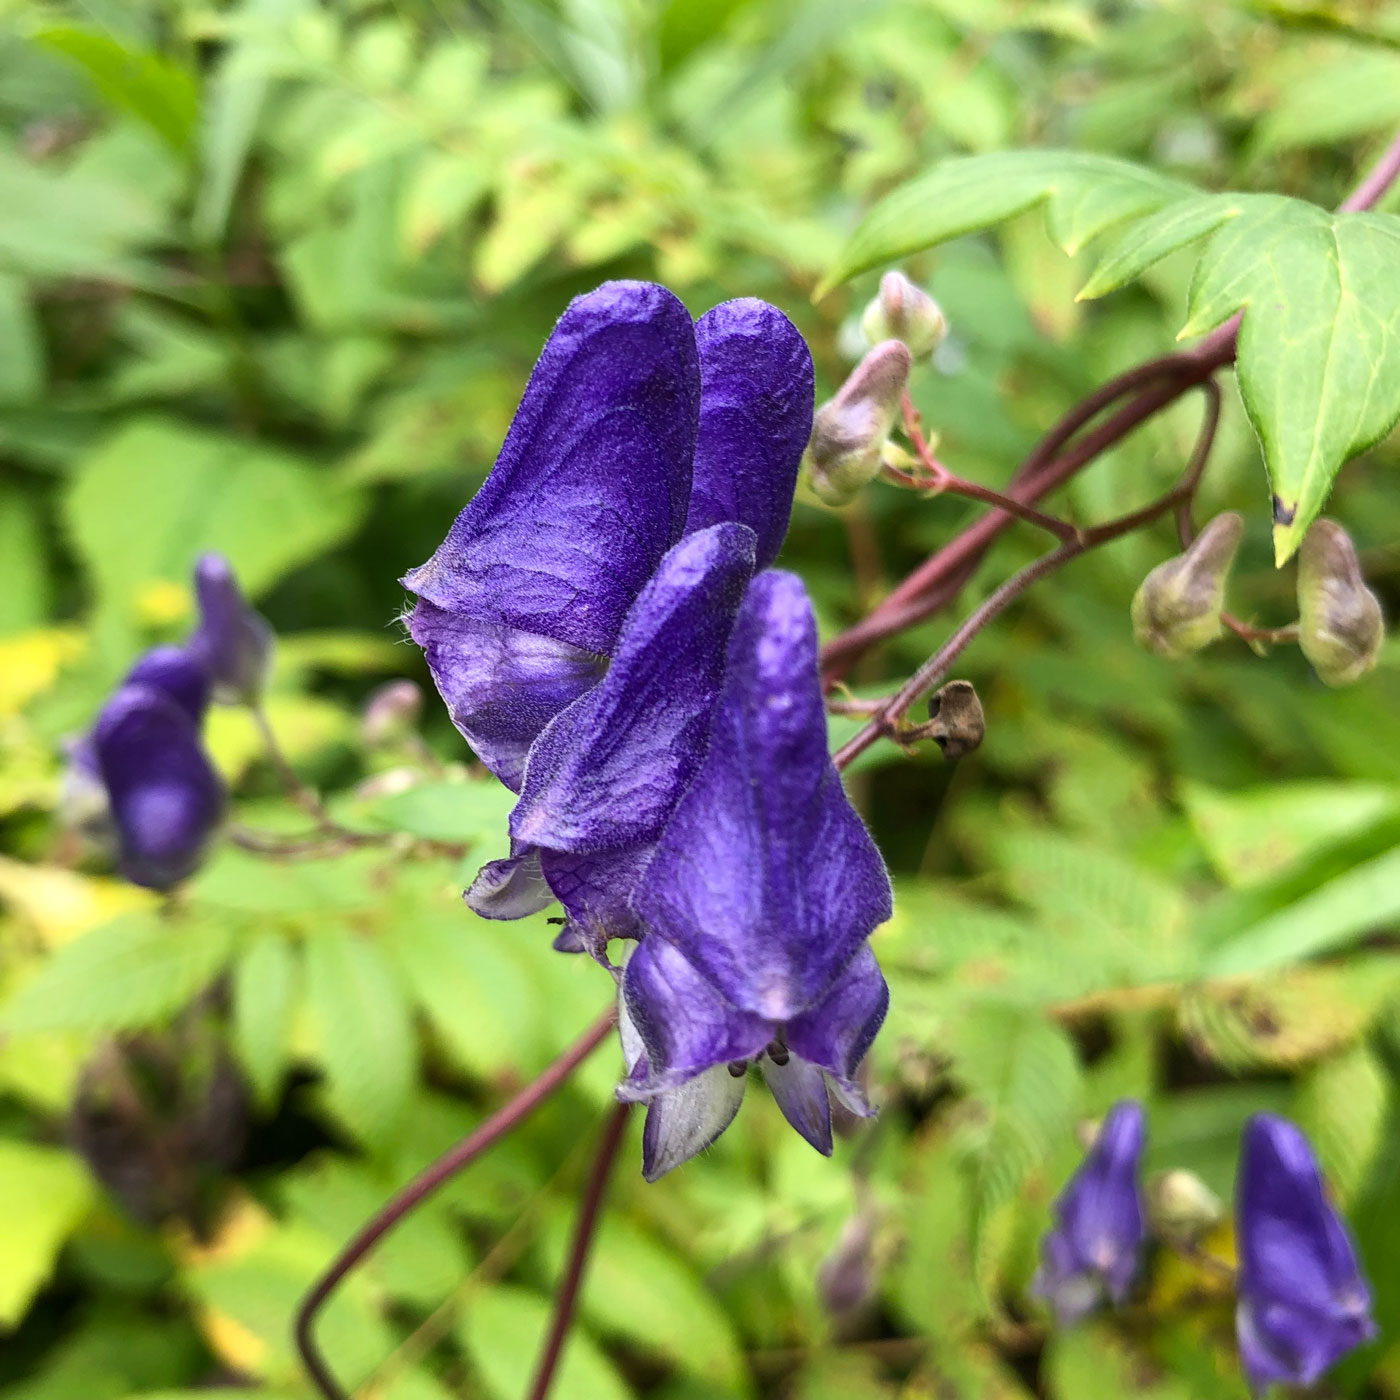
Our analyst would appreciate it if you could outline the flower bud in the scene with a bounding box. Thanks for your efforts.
[1147,1168,1223,1240]
[361,679,424,745]
[860,271,947,359]
[189,553,274,706]
[1297,520,1384,686]
[803,340,912,506]
[1131,512,1243,658]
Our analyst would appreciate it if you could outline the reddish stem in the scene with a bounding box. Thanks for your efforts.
[525,1102,631,1400]
[294,1005,617,1400]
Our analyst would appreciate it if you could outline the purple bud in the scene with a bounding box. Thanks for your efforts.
[93,683,225,891]
[1236,1114,1375,1393]
[190,553,274,705]
[1033,1101,1147,1325]
[125,645,211,724]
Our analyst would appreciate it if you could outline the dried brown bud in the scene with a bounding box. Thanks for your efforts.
[1297,519,1385,686]
[860,271,947,359]
[1131,512,1244,658]
[926,680,984,758]
[803,340,912,506]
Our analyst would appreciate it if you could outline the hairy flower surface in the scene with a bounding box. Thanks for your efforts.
[1033,1100,1147,1324]
[1236,1113,1375,1392]
[91,646,224,891]
[402,280,812,791]
[190,552,274,704]
[616,570,892,1179]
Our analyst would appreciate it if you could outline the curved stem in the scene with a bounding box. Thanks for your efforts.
[294,1005,617,1400]
[832,380,1221,769]
[525,1102,631,1400]
[251,702,331,826]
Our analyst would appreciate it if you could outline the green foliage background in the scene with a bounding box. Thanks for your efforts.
[1,1,1399,1397]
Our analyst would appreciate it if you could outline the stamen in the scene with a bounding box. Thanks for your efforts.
[727,1060,748,1078]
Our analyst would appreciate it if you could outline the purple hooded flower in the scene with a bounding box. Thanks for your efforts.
[1033,1100,1147,1325]
[190,553,274,705]
[1236,1113,1376,1392]
[615,570,893,1179]
[466,522,756,941]
[89,646,224,891]
[401,280,812,792]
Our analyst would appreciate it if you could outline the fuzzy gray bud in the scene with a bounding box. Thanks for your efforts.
[861,271,947,359]
[1297,520,1385,686]
[1131,512,1244,658]
[1147,1168,1224,1240]
[803,340,912,506]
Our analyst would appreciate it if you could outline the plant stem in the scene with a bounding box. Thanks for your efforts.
[294,1005,617,1400]
[250,702,332,826]
[525,1102,631,1400]
[832,380,1221,769]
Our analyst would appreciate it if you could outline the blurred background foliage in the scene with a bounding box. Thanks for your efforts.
[2,0,1400,1396]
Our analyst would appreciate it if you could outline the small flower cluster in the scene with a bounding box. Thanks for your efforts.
[1037,1102,1377,1392]
[67,554,271,891]
[402,281,894,1179]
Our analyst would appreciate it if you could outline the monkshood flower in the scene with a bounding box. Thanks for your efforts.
[473,522,757,944]
[1236,1113,1376,1393]
[1033,1100,1147,1325]
[190,551,275,705]
[90,646,225,891]
[400,280,813,794]
[616,570,893,1180]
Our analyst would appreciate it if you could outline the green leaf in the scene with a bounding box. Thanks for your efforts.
[946,1000,1082,1240]
[2,911,234,1034]
[1292,1042,1388,1204]
[1077,192,1257,300]
[0,272,45,405]
[354,779,517,845]
[1182,779,1400,889]
[543,1215,751,1395]
[303,930,416,1143]
[1203,841,1400,976]
[64,417,365,634]
[1253,47,1400,157]
[0,1140,94,1325]
[1175,202,1400,562]
[36,28,200,155]
[816,149,1193,296]
[232,932,299,1105]
[385,908,543,1079]
[457,1285,633,1400]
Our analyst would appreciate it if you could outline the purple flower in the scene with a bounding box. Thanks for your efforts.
[401,281,812,791]
[1236,1113,1376,1392]
[190,553,274,705]
[615,571,892,1179]
[1033,1100,1147,1324]
[90,647,224,891]
[466,523,756,939]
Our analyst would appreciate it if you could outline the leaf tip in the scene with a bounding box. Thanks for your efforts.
[1272,496,1303,566]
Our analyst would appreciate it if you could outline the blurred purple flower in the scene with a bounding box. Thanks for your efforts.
[401,280,812,792]
[615,571,892,1179]
[1033,1100,1147,1324]
[190,552,274,705]
[1236,1113,1376,1392]
[90,646,224,891]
